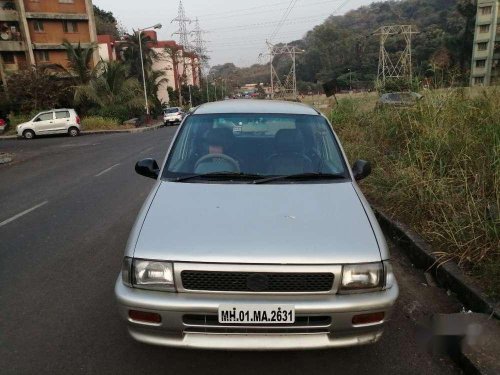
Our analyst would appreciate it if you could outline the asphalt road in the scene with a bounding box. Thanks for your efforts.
[0,129,462,374]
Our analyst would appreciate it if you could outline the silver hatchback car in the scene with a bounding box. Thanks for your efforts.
[115,100,398,350]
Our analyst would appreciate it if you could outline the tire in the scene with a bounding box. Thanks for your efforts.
[23,130,35,140]
[68,127,79,137]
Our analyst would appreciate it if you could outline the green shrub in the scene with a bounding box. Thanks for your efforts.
[80,116,122,130]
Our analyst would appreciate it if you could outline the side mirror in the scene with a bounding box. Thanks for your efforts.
[135,159,160,179]
[352,160,372,181]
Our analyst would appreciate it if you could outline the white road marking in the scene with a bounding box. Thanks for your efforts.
[142,147,155,154]
[95,163,120,177]
[0,201,48,228]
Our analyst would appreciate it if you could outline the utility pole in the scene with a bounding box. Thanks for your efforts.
[264,41,303,100]
[206,76,210,102]
[373,25,418,88]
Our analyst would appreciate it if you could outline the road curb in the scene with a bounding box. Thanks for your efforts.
[373,206,499,320]
[0,123,165,140]
[81,123,164,136]
[373,206,500,375]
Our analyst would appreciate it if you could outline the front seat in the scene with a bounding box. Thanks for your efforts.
[267,129,313,175]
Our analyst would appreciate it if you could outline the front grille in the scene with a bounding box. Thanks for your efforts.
[181,271,334,292]
[183,314,332,334]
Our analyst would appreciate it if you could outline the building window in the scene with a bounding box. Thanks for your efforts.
[63,21,78,33]
[33,20,44,32]
[59,0,75,3]
[474,77,484,85]
[477,42,488,51]
[476,60,486,68]
[480,6,492,15]
[2,52,15,64]
[35,50,50,62]
[479,24,490,33]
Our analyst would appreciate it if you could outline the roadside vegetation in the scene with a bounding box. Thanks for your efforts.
[327,89,500,298]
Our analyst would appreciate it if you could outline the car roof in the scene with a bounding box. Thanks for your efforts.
[193,99,319,115]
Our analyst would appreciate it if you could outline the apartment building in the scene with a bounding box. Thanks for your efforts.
[470,0,500,86]
[98,30,200,105]
[0,0,98,81]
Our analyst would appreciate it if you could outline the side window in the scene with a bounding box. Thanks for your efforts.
[36,113,54,122]
[55,111,70,119]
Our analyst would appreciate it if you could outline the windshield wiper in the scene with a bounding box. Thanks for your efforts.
[173,172,265,182]
[253,172,347,184]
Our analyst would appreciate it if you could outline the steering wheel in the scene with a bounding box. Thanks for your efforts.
[194,153,240,173]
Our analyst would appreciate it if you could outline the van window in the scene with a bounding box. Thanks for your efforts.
[55,111,70,119]
[36,113,53,122]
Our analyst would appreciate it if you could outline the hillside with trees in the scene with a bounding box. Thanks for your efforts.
[211,0,476,91]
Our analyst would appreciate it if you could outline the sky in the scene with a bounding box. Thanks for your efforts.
[93,0,377,67]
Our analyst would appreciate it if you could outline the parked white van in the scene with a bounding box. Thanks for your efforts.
[16,109,81,139]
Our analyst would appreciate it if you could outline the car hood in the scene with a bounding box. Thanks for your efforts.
[133,181,381,264]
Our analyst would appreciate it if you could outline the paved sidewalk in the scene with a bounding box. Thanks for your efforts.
[0,122,165,140]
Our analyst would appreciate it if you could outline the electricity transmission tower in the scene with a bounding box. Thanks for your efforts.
[191,18,210,71]
[191,17,211,101]
[373,25,418,86]
[171,1,192,51]
[262,41,303,100]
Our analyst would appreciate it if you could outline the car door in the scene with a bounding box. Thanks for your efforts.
[32,112,55,134]
[53,110,71,133]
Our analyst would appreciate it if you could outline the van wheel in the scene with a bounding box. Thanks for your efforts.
[23,130,35,139]
[68,127,79,137]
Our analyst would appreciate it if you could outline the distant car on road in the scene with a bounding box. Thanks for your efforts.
[16,109,81,139]
[376,92,423,109]
[115,99,399,350]
[163,107,184,126]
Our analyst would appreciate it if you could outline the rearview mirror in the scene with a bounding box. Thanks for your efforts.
[352,160,371,181]
[135,159,160,179]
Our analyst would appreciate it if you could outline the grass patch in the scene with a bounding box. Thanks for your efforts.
[80,116,133,131]
[327,88,500,298]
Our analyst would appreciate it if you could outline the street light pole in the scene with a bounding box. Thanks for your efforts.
[137,23,162,117]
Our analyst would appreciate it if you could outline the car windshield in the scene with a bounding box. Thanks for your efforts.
[163,113,348,182]
[165,108,180,114]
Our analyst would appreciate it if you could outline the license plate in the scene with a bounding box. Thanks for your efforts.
[218,305,295,324]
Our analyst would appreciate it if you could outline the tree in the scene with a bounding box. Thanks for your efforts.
[6,66,73,113]
[62,40,97,84]
[74,61,144,121]
[93,5,121,38]
[118,32,158,82]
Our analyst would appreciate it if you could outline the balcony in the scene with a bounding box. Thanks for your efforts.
[25,12,88,21]
[0,40,25,51]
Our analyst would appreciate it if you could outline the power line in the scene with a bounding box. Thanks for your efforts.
[269,0,299,42]
[202,0,343,21]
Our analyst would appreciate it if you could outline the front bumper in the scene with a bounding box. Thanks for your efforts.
[115,278,399,350]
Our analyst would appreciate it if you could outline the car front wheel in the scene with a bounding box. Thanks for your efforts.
[23,130,35,140]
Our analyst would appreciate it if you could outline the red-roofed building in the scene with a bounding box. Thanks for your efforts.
[97,30,200,105]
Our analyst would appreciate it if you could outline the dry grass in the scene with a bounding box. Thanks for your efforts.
[80,116,133,131]
[325,88,500,298]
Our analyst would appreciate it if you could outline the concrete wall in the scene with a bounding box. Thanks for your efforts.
[28,20,90,44]
[23,0,87,14]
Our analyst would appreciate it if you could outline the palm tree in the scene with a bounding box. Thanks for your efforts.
[117,31,158,81]
[62,40,97,84]
[144,69,168,114]
[74,60,144,114]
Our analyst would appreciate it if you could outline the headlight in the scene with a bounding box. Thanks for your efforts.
[121,258,176,292]
[340,262,384,293]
